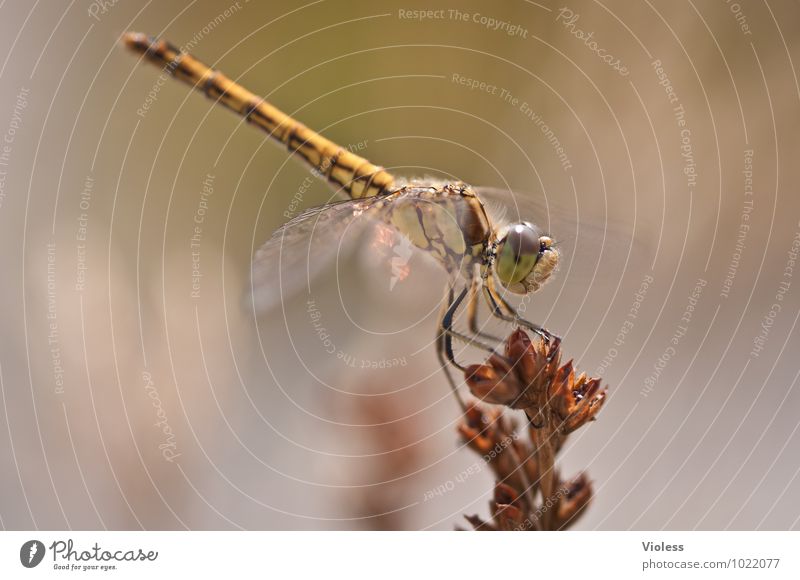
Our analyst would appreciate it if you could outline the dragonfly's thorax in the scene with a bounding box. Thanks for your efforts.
[386,182,492,277]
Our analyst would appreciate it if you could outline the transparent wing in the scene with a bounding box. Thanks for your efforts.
[475,185,631,242]
[474,185,643,269]
[250,196,391,314]
[473,185,652,319]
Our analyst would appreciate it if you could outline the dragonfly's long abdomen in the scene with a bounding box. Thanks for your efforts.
[123,33,395,199]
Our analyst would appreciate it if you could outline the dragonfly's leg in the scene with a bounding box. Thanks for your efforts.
[435,331,467,412]
[440,285,498,358]
[466,277,504,344]
[436,285,471,410]
[435,283,506,409]
[483,277,561,343]
[436,283,498,415]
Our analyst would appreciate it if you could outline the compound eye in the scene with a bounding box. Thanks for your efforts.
[496,223,540,286]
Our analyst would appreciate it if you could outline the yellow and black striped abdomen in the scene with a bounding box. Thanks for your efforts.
[123,33,395,199]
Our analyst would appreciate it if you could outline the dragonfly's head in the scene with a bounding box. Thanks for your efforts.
[493,222,559,294]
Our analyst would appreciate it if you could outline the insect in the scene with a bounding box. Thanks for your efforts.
[124,32,571,409]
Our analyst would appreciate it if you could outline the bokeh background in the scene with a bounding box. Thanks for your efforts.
[0,0,798,530]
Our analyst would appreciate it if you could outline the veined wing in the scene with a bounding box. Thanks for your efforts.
[250,196,392,314]
[475,185,642,265]
[249,185,486,314]
[474,185,649,311]
[475,185,632,241]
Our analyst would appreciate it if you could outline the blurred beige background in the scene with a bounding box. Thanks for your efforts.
[0,0,798,530]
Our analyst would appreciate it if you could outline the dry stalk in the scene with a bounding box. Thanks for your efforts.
[458,329,607,530]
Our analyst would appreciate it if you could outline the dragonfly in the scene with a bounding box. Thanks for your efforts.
[124,33,570,409]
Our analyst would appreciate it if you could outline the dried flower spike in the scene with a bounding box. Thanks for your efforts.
[458,329,607,531]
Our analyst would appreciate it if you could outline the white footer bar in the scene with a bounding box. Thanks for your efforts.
[1,531,798,579]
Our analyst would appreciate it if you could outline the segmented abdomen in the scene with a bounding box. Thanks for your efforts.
[124,33,395,199]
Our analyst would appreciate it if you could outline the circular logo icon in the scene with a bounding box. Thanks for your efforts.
[20,540,45,568]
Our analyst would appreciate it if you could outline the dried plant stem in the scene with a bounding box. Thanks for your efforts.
[458,330,607,531]
[530,424,556,529]
[505,442,538,516]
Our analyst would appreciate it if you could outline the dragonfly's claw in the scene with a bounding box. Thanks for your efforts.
[513,318,554,341]
[510,318,561,361]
